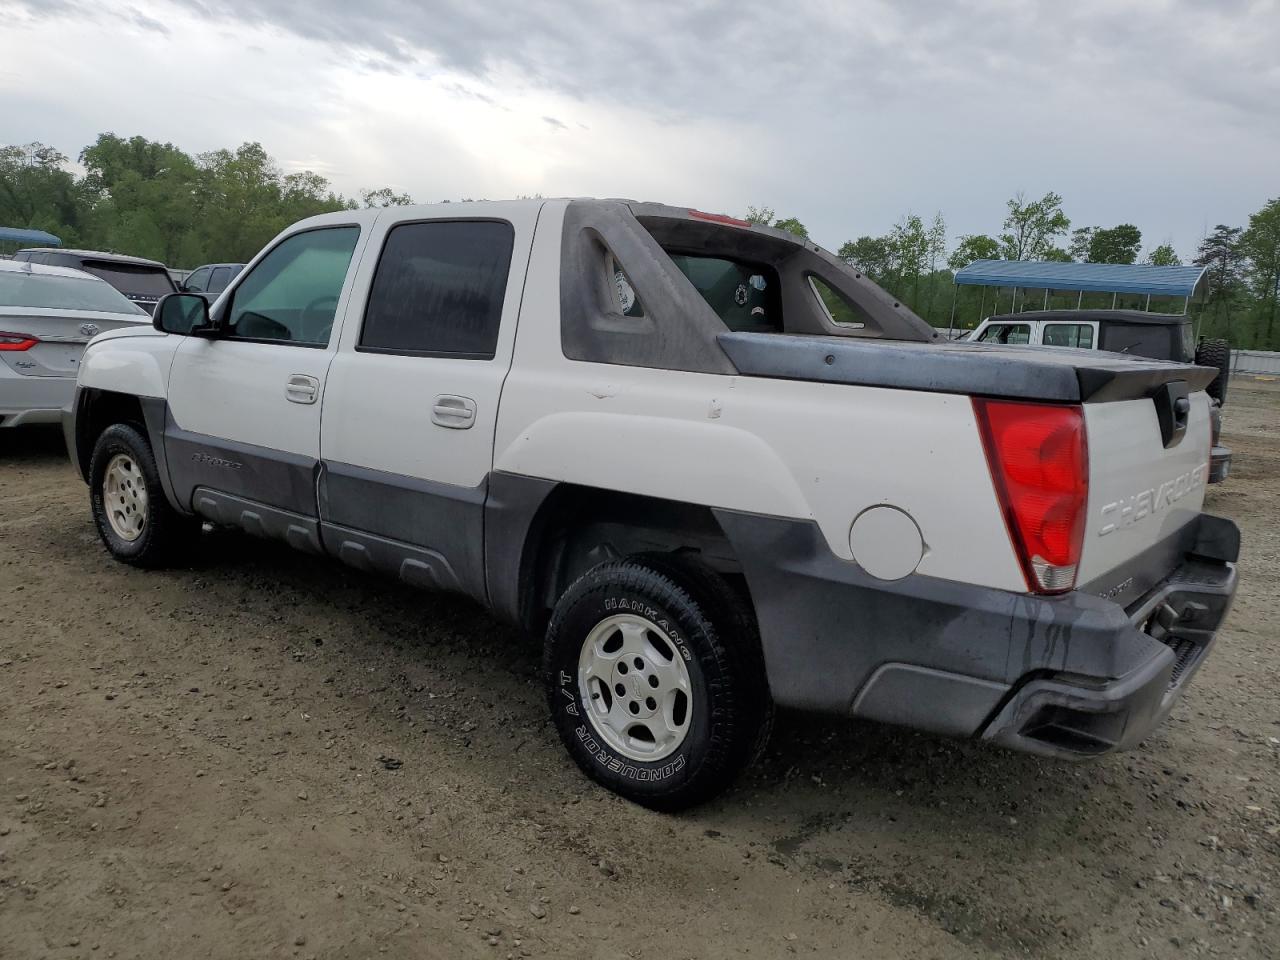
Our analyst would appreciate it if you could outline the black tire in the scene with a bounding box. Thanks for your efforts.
[1195,338,1231,406]
[629,552,774,765]
[89,422,198,567]
[544,557,770,811]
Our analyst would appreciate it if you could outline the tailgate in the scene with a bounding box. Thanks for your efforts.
[1077,390,1212,594]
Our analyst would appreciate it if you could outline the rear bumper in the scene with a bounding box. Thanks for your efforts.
[1209,444,1231,484]
[714,510,1239,760]
[980,554,1235,757]
[0,372,74,427]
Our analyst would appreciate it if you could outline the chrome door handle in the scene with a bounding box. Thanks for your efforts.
[285,374,319,404]
[431,394,477,429]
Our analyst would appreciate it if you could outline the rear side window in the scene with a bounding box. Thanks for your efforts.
[184,267,211,292]
[1043,323,1094,348]
[360,220,514,359]
[208,265,237,293]
[809,276,865,328]
[608,254,644,318]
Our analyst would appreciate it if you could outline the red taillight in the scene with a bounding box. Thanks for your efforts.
[973,398,1089,594]
[0,332,39,351]
[688,209,752,228]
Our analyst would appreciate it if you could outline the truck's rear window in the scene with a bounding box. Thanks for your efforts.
[1099,322,1191,362]
[668,254,781,333]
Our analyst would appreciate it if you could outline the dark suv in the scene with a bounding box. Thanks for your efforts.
[179,262,245,299]
[13,249,177,315]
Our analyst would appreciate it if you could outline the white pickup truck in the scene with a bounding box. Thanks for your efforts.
[64,200,1239,810]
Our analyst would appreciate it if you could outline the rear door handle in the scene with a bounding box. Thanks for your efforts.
[285,374,319,404]
[432,394,477,429]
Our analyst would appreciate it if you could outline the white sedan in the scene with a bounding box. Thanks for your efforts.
[0,259,152,427]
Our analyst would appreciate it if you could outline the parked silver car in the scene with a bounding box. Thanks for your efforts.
[0,259,150,427]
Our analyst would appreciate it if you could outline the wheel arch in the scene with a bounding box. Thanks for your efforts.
[485,475,754,637]
[73,389,147,482]
[74,389,185,514]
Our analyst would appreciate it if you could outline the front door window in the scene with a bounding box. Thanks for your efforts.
[224,227,360,346]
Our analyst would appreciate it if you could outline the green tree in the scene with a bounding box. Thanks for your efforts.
[771,217,809,239]
[79,134,199,263]
[1146,244,1181,266]
[1088,224,1143,264]
[1241,198,1280,346]
[1068,227,1094,262]
[948,234,999,272]
[0,143,87,245]
[743,206,807,238]
[1194,225,1246,340]
[838,235,894,283]
[999,191,1070,261]
[361,187,413,208]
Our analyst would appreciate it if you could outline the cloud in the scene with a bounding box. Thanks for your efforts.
[3,0,1278,258]
[127,5,170,34]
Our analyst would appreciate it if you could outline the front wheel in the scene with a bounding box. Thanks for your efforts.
[544,557,769,811]
[89,422,198,567]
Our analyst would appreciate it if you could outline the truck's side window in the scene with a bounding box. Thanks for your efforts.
[225,226,360,347]
[1043,323,1094,349]
[359,220,515,360]
[976,323,1031,345]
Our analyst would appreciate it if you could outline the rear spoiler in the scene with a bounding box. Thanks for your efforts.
[718,332,1218,403]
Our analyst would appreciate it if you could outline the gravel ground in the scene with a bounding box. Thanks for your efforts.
[1,382,1277,960]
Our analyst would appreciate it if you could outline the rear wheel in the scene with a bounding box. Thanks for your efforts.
[1195,338,1231,406]
[544,556,770,811]
[89,423,198,567]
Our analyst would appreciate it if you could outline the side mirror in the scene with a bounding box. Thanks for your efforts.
[154,292,212,336]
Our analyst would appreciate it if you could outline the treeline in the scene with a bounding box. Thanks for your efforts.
[0,136,414,267]
[750,192,1280,350]
[2,136,1277,348]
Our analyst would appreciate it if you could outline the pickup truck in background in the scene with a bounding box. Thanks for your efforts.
[63,200,1240,810]
[969,309,1232,482]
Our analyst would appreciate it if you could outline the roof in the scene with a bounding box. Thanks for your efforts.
[18,248,168,268]
[987,309,1191,327]
[0,258,111,282]
[953,259,1207,298]
[0,227,61,246]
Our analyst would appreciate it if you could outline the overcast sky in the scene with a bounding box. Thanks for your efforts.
[3,0,1278,258]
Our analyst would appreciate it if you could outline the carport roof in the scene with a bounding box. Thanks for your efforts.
[0,227,62,246]
[953,259,1206,297]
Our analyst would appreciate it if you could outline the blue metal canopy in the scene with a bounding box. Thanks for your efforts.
[953,259,1205,298]
[0,227,62,246]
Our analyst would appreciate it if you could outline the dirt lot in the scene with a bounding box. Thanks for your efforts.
[1,384,1278,960]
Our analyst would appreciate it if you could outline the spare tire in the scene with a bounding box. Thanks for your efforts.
[1195,338,1231,406]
